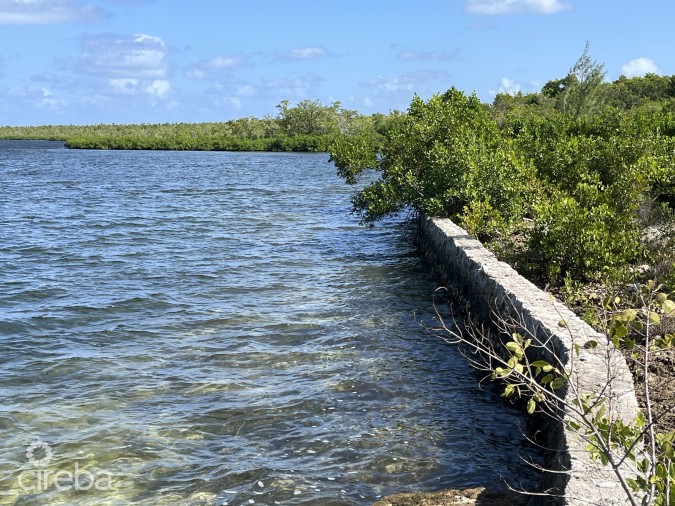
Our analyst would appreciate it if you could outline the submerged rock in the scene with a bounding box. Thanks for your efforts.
[373,487,529,506]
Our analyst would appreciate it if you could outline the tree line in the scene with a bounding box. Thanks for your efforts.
[0,99,397,152]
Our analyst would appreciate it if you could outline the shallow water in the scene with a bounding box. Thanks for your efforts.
[0,141,537,505]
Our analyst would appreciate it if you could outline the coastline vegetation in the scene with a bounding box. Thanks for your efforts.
[330,47,675,289]
[0,99,396,152]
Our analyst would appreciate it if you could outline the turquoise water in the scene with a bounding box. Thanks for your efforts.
[0,142,536,505]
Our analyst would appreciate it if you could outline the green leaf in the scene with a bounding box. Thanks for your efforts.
[648,311,661,325]
[527,398,536,414]
[550,377,565,390]
[613,325,628,339]
[584,339,598,349]
[505,341,523,354]
[531,360,552,369]
[622,309,638,322]
[663,299,675,317]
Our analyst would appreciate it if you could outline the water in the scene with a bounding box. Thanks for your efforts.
[0,141,537,505]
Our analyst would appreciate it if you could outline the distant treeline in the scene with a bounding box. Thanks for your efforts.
[3,72,674,154]
[0,99,397,152]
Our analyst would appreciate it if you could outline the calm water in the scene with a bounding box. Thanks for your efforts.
[0,141,536,505]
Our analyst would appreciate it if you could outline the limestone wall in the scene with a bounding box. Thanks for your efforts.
[417,216,640,506]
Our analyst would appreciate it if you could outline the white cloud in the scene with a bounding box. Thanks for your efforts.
[72,33,169,80]
[7,83,67,109]
[260,73,325,98]
[56,32,173,102]
[212,96,243,110]
[397,49,459,62]
[465,0,571,15]
[108,78,140,95]
[0,0,108,24]
[621,57,662,78]
[185,53,254,79]
[275,47,326,61]
[206,76,258,99]
[145,79,170,98]
[361,70,450,95]
[497,77,521,95]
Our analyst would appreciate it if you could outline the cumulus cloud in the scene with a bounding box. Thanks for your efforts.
[621,57,662,77]
[494,77,521,95]
[74,33,169,79]
[275,47,326,61]
[206,76,257,99]
[8,83,67,109]
[0,0,108,24]
[361,69,450,95]
[260,73,325,98]
[59,32,172,100]
[397,49,459,62]
[186,53,254,79]
[465,0,571,15]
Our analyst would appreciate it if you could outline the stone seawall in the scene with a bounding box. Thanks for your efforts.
[417,216,640,506]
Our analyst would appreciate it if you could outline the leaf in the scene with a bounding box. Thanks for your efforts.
[663,299,675,317]
[596,403,606,420]
[527,399,536,414]
[648,311,661,326]
[531,360,552,369]
[505,342,522,354]
[584,339,598,349]
[541,373,554,384]
[550,377,565,390]
[558,320,567,328]
[622,309,638,322]
[612,325,628,339]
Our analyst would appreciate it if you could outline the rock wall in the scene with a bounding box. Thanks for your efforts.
[417,216,640,506]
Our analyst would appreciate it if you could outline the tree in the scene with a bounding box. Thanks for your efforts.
[275,99,338,136]
[541,75,576,99]
[557,42,606,120]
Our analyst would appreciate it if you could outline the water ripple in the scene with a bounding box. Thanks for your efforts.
[0,143,539,505]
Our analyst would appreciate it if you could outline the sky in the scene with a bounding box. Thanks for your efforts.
[0,0,672,126]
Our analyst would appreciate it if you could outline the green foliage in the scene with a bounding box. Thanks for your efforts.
[556,41,606,120]
[486,286,675,505]
[0,99,369,153]
[492,332,566,415]
[332,71,674,283]
[604,74,675,110]
[329,88,536,227]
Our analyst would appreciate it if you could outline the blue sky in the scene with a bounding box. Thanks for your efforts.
[0,0,672,126]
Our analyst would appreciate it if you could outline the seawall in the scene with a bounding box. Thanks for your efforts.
[417,216,640,505]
